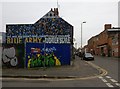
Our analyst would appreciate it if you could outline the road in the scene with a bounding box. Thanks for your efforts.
[91,56,119,81]
[2,56,120,87]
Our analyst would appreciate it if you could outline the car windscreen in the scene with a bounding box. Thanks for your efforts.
[85,53,93,57]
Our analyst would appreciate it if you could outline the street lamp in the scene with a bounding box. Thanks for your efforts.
[81,21,86,51]
[75,43,77,49]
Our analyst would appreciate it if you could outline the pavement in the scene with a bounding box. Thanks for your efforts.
[1,56,106,79]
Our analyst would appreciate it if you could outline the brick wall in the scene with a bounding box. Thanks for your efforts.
[86,24,120,57]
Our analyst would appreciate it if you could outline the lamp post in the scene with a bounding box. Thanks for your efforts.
[75,43,77,49]
[81,21,86,52]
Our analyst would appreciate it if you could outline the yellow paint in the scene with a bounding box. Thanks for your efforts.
[7,38,11,43]
[25,38,29,42]
[38,38,42,43]
[7,37,22,43]
[33,37,38,43]
[7,37,43,43]
[28,56,30,59]
[29,38,33,43]
[28,59,32,68]
[37,54,40,57]
[54,56,61,66]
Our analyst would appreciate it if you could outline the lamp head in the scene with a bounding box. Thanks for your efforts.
[83,21,86,23]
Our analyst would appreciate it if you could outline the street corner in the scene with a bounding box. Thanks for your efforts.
[85,61,108,77]
[1,55,108,81]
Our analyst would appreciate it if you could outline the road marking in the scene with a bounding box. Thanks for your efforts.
[85,62,117,87]
[86,62,119,87]
[99,75,120,87]
[85,61,108,77]
[106,83,114,87]
[110,79,118,83]
[106,76,111,79]
[115,83,120,87]
[101,78,108,82]
[2,61,109,81]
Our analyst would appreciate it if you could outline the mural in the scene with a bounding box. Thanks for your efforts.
[6,17,73,44]
[6,35,70,44]
[5,9,73,68]
[26,43,71,68]
[27,52,61,68]
[2,44,24,68]
[6,18,72,37]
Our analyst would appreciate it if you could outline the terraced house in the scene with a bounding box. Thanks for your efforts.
[86,24,120,58]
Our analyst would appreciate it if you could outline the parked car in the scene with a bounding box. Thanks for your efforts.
[82,53,94,61]
[76,52,83,57]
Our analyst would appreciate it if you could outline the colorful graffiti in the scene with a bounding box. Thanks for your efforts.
[26,43,71,68]
[27,53,61,68]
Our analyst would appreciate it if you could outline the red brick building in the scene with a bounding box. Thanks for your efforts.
[86,24,120,57]
[107,28,120,57]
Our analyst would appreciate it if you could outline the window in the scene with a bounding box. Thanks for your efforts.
[112,37,118,45]
[113,48,118,52]
[50,13,52,16]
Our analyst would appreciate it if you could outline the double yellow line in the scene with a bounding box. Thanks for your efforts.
[2,61,108,81]
[80,61,108,80]
[50,61,108,81]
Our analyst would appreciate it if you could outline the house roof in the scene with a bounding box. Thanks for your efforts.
[42,10,60,18]
[6,8,73,36]
[34,8,73,27]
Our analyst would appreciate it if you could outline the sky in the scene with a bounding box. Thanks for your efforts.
[0,0,119,48]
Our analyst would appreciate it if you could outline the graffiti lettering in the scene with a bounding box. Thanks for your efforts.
[42,47,56,53]
[7,38,22,44]
[44,35,70,43]
[6,35,70,44]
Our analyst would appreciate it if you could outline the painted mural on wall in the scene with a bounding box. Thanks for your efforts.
[2,44,24,68]
[6,35,70,44]
[26,43,71,68]
[6,18,73,37]
[6,17,73,44]
[5,8,73,68]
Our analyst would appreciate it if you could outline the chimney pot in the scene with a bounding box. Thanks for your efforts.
[53,8,59,16]
[51,8,53,11]
[104,24,112,30]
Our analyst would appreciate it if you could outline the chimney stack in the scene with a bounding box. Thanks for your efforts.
[54,8,59,16]
[51,8,53,12]
[104,24,112,30]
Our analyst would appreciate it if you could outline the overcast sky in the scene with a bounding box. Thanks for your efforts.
[0,0,119,48]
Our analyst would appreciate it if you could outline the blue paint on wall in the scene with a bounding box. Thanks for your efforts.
[25,43,71,68]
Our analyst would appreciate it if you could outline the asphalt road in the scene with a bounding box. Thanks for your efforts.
[91,56,119,81]
[2,78,107,87]
[2,56,120,87]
